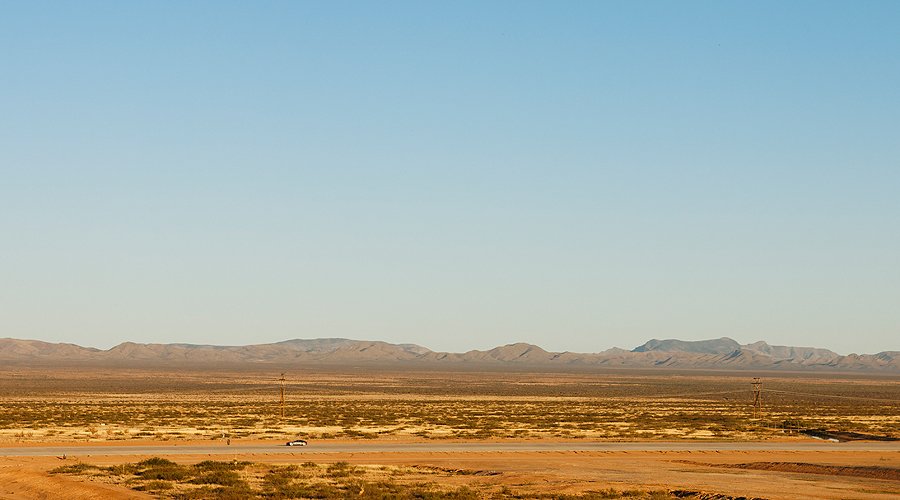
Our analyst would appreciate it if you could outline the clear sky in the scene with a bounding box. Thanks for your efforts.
[1,1,898,354]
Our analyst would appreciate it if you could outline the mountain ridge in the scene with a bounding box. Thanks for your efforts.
[0,337,896,371]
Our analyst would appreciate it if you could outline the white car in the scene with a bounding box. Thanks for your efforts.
[286,439,308,446]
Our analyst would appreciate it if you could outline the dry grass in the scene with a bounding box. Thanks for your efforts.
[51,457,676,499]
[0,367,897,443]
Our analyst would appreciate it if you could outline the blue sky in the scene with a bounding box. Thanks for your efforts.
[1,1,898,354]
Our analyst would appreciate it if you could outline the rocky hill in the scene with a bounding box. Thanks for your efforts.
[632,337,742,355]
[0,337,896,371]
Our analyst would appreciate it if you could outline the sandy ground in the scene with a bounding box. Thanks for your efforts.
[1,447,897,499]
[1,368,896,497]
[0,460,148,499]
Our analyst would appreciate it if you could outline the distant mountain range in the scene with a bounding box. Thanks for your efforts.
[0,337,897,371]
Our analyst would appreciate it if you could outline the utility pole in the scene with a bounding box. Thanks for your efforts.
[279,373,286,419]
[751,377,762,419]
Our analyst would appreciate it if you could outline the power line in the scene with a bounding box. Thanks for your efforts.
[183,381,900,406]
[279,373,286,419]
[204,384,282,394]
[751,377,762,418]
[641,389,749,399]
[763,388,900,403]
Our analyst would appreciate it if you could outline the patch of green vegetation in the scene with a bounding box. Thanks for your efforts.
[137,460,190,481]
[138,457,178,467]
[48,463,99,475]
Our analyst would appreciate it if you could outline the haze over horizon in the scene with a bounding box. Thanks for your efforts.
[4,334,896,358]
[2,2,899,356]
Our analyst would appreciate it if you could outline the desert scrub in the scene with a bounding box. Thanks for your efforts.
[106,463,140,475]
[325,460,362,478]
[4,368,898,444]
[189,470,245,487]
[134,457,191,481]
[495,487,673,499]
[192,460,251,472]
[136,480,173,492]
[47,458,678,499]
[49,463,100,474]
[261,466,302,489]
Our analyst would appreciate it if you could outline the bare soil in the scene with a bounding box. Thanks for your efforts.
[1,366,898,498]
[1,367,897,444]
[3,449,899,499]
[693,461,900,481]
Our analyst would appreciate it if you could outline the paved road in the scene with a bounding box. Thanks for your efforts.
[2,441,899,457]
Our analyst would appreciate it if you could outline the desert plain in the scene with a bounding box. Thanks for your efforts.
[0,364,898,499]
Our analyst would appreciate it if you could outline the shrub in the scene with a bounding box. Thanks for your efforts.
[326,461,360,478]
[49,463,98,475]
[273,482,342,498]
[137,457,177,468]
[135,458,190,481]
[138,466,190,481]
[193,460,250,472]
[139,480,173,491]
[105,463,139,475]
[190,470,245,487]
